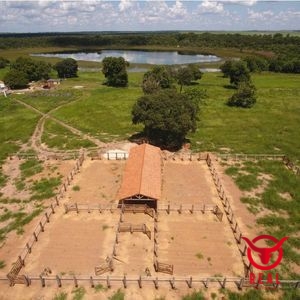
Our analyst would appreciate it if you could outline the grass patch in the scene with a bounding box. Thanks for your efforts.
[30,177,61,200]
[42,119,96,150]
[20,158,43,179]
[0,208,42,242]
[109,289,125,300]
[195,252,204,260]
[72,185,80,192]
[53,292,68,300]
[102,224,109,231]
[234,174,262,191]
[17,89,81,113]
[94,283,107,292]
[225,159,300,276]
[71,287,86,300]
[182,290,205,300]
[0,260,5,269]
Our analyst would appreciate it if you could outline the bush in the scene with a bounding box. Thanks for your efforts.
[3,69,29,89]
[54,58,78,78]
[102,57,128,87]
[227,82,256,108]
[0,57,9,69]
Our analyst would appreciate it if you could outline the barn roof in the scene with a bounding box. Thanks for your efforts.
[117,144,161,201]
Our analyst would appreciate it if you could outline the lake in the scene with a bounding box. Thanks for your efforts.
[32,50,220,65]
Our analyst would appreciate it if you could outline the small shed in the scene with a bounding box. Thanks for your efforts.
[117,144,161,209]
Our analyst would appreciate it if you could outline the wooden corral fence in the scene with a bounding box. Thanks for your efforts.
[95,258,114,276]
[3,274,299,290]
[218,153,285,161]
[118,223,151,240]
[122,204,154,218]
[6,153,85,286]
[283,156,300,176]
[89,150,128,160]
[157,203,223,221]
[206,154,250,276]
[64,203,117,214]
[154,261,173,275]
[163,152,208,162]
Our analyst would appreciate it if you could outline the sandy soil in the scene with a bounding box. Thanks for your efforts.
[157,212,243,277]
[162,161,219,206]
[64,160,125,206]
[22,210,118,276]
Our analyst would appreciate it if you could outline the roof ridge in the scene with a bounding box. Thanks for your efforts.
[139,144,146,195]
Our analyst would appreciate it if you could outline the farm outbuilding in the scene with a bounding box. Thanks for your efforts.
[117,144,161,209]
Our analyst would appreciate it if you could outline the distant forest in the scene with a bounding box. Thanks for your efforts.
[0,32,300,73]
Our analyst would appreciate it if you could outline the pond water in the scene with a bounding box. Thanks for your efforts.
[32,50,220,65]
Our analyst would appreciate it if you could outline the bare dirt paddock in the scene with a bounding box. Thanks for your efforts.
[156,212,243,277]
[22,211,118,276]
[0,157,255,299]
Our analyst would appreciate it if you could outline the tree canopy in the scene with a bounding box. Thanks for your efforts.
[132,89,200,149]
[54,58,78,78]
[11,57,51,81]
[142,65,172,94]
[0,57,9,69]
[175,65,203,92]
[227,82,257,108]
[4,69,29,89]
[102,56,128,87]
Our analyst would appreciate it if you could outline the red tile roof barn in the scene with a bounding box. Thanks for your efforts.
[117,144,162,201]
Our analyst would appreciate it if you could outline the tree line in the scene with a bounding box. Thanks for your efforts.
[0,32,300,73]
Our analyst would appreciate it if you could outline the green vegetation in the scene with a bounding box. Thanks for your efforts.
[53,292,68,300]
[17,89,81,113]
[55,58,78,78]
[181,290,205,300]
[195,252,204,260]
[20,158,43,179]
[72,185,80,192]
[42,120,95,150]
[109,289,125,300]
[102,57,128,87]
[94,283,107,292]
[0,208,42,242]
[71,287,86,300]
[30,177,61,200]
[0,260,5,269]
[225,160,300,277]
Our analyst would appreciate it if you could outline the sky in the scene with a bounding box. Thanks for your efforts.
[0,0,299,33]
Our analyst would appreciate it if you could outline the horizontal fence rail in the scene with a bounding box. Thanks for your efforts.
[3,274,299,290]
[218,153,285,161]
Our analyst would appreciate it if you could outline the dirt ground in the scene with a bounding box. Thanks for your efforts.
[22,210,118,276]
[157,212,243,277]
[162,161,219,206]
[0,157,265,300]
[64,160,125,206]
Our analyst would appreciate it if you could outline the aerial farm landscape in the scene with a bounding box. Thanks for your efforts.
[0,1,299,300]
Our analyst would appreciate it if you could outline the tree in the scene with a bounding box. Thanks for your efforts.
[0,57,9,69]
[11,57,51,81]
[228,61,251,86]
[220,60,233,78]
[102,57,128,87]
[4,69,29,89]
[54,58,78,78]
[176,65,203,92]
[243,56,269,72]
[227,82,256,108]
[132,89,199,149]
[142,65,172,94]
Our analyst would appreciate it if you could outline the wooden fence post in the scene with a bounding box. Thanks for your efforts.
[138,276,142,288]
[33,232,38,241]
[56,275,62,287]
[123,275,127,288]
[45,212,49,223]
[50,204,55,214]
[39,222,44,232]
[18,256,25,267]
[90,276,94,288]
[39,275,45,287]
[64,204,68,214]
[154,277,159,289]
[73,275,78,288]
[55,196,59,206]
[76,203,79,214]
[187,276,193,288]
[106,276,111,288]
[170,277,175,289]
[24,275,30,286]
[26,243,31,254]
